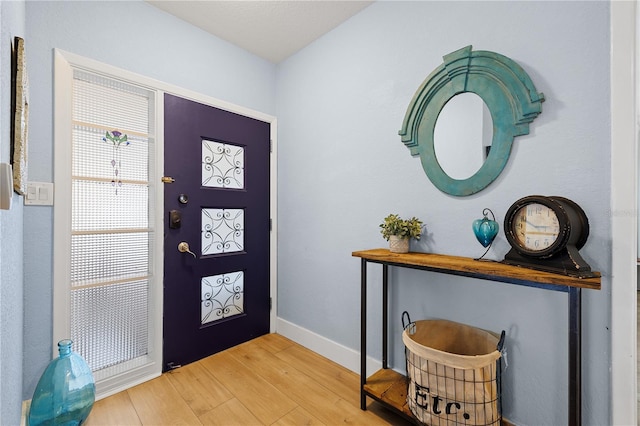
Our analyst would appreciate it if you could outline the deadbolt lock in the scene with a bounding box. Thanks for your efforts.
[169,210,181,229]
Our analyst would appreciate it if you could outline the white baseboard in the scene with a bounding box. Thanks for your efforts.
[275,317,382,377]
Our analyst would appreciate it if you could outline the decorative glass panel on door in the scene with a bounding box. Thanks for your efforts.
[202,208,244,255]
[201,271,244,325]
[201,139,244,189]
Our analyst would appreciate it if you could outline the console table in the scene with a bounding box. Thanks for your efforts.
[353,248,601,426]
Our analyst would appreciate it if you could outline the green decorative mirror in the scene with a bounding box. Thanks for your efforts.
[399,46,545,196]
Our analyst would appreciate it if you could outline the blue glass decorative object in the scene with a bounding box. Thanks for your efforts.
[28,339,95,426]
[472,208,499,260]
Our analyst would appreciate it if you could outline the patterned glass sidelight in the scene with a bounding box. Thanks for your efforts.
[70,69,155,379]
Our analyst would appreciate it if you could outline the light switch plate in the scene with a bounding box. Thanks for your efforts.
[24,182,54,206]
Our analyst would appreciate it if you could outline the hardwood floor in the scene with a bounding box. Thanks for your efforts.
[85,334,412,425]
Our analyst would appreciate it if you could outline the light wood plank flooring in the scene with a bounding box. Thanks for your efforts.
[85,334,412,425]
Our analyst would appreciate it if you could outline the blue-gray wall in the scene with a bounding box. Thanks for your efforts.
[4,1,617,424]
[22,0,276,402]
[1,1,25,424]
[276,2,610,425]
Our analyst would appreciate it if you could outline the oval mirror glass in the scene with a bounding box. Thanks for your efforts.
[434,93,493,180]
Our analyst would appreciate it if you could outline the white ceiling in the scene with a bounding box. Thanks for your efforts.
[146,1,374,63]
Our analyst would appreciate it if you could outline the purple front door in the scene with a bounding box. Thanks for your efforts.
[163,94,271,370]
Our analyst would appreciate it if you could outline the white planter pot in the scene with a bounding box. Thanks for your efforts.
[389,235,409,253]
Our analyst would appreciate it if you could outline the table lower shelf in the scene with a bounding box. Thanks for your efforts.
[363,369,414,419]
[363,368,514,426]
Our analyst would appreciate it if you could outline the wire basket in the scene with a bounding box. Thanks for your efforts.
[402,312,505,426]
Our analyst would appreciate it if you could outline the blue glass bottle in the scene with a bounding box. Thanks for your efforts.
[28,339,96,426]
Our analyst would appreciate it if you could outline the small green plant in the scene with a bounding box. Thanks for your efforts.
[379,214,424,241]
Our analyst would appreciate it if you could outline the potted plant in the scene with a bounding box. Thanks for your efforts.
[379,214,424,253]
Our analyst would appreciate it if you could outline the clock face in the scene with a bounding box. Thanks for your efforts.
[513,203,560,252]
[503,195,595,277]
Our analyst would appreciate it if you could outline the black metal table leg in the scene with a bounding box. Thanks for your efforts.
[360,258,367,410]
[382,264,389,370]
[568,287,581,426]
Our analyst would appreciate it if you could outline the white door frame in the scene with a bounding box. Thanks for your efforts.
[53,49,277,399]
[610,2,637,425]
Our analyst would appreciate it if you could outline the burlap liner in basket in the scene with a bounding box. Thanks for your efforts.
[403,319,502,425]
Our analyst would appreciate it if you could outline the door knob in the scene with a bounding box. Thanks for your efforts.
[178,242,197,258]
